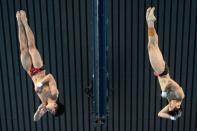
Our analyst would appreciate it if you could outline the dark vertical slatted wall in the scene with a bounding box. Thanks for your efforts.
[0,0,196,131]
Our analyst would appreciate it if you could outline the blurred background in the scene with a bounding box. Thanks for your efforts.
[0,0,196,131]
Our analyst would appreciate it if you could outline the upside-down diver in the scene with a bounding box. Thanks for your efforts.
[16,10,65,121]
[146,7,185,120]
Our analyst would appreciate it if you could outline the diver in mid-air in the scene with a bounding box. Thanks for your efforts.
[16,10,64,121]
[146,7,185,120]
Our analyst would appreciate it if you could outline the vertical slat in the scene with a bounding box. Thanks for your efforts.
[66,0,78,130]
[108,0,114,130]
[0,113,1,130]
[190,1,197,130]
[0,56,8,131]
[131,0,138,130]
[78,0,86,130]
[73,0,83,130]
[125,0,132,130]
[129,0,133,130]
[119,0,125,129]
[83,0,92,130]
[138,0,145,131]
[63,0,73,130]
[111,0,119,130]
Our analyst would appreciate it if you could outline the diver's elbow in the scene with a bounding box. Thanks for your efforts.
[158,112,162,117]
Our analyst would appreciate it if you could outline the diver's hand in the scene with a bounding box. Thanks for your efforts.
[33,104,47,121]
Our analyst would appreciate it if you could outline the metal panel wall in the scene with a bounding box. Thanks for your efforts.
[0,0,197,131]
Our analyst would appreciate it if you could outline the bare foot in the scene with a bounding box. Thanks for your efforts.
[146,7,152,20]
[16,11,21,21]
[146,7,156,22]
[20,10,28,24]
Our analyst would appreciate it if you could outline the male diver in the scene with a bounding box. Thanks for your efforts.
[16,10,64,121]
[146,7,185,120]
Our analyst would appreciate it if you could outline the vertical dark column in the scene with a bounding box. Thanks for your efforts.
[92,0,108,125]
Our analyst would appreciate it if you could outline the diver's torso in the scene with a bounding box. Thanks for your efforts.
[31,72,57,103]
[158,77,184,101]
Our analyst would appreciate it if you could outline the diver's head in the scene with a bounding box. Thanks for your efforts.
[169,100,181,111]
[47,101,65,117]
[168,101,182,118]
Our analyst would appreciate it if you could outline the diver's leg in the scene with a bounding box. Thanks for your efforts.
[20,10,43,68]
[146,8,170,97]
[146,7,165,74]
[16,11,32,75]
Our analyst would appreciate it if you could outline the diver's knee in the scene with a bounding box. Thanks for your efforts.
[28,43,36,52]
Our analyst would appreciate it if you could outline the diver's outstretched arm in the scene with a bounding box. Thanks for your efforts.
[158,105,176,120]
[33,104,47,121]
